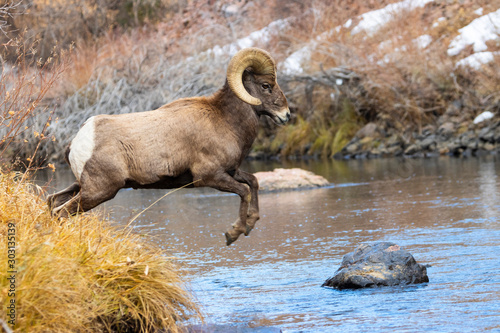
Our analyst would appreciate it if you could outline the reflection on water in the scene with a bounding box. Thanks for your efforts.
[40,156,500,332]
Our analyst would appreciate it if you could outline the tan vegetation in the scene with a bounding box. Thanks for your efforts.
[0,0,186,60]
[1,0,500,164]
[0,33,66,166]
[0,171,202,332]
[0,6,202,331]
[270,0,500,157]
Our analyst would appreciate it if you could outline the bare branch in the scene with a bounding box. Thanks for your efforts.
[0,1,23,35]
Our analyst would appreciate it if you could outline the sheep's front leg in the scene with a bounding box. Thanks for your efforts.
[197,171,251,246]
[234,170,260,235]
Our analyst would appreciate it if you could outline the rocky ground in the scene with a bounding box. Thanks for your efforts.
[335,110,500,159]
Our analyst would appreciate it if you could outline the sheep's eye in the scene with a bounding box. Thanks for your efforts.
[262,83,271,90]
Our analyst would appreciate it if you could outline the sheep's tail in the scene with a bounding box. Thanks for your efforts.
[65,144,71,166]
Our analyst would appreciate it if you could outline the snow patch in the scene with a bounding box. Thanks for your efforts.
[281,19,343,75]
[281,46,311,75]
[281,0,435,75]
[447,9,500,56]
[414,34,432,49]
[473,111,494,124]
[456,51,499,70]
[432,17,446,28]
[235,19,288,50]
[351,0,435,35]
[198,18,291,62]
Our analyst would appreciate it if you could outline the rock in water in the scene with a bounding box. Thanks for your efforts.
[322,242,429,289]
[254,168,329,191]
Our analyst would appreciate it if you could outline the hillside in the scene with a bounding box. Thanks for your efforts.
[1,0,499,165]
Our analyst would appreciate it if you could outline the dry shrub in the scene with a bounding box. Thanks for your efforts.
[7,0,500,162]
[49,43,98,98]
[344,1,500,129]
[0,34,66,166]
[0,171,202,332]
[267,0,500,157]
[1,0,186,61]
[293,2,452,126]
[264,95,364,157]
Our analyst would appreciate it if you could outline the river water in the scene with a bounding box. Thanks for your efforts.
[42,156,500,332]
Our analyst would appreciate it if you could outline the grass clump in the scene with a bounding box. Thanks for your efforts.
[0,171,202,332]
[267,98,364,158]
[319,99,364,156]
[269,115,312,156]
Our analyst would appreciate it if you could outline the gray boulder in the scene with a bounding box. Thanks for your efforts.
[322,242,429,290]
[438,122,455,138]
[355,122,379,139]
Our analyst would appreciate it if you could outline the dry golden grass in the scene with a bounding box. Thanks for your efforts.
[0,171,202,332]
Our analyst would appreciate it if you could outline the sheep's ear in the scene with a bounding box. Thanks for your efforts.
[243,69,255,82]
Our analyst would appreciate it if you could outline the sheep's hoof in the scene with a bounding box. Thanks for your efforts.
[245,225,253,236]
[225,232,237,246]
[47,196,55,211]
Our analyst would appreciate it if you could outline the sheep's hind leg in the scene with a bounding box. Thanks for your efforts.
[77,178,122,213]
[53,184,120,218]
[234,170,260,236]
[52,192,83,218]
[47,182,80,214]
[52,175,122,218]
[196,171,251,246]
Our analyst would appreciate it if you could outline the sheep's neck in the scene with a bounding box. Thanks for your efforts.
[210,82,260,150]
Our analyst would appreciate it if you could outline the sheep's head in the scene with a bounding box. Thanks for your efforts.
[227,48,291,125]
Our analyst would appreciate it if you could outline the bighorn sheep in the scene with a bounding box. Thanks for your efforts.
[47,47,290,245]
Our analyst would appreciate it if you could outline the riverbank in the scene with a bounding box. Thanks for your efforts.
[247,112,500,161]
[0,171,201,332]
[1,1,498,166]
[337,111,500,159]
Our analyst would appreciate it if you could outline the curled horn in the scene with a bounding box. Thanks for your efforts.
[226,47,276,106]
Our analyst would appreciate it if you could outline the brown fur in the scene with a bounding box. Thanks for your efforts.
[47,66,290,246]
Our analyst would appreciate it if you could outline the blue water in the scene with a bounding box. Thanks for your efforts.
[44,156,500,332]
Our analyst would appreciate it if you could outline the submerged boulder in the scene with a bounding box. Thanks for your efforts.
[322,242,429,290]
[254,168,329,191]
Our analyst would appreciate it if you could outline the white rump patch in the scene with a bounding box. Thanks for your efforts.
[69,116,96,181]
